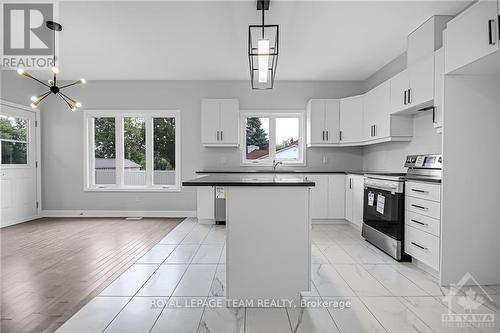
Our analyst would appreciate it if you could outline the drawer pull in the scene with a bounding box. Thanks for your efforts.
[411,189,428,194]
[411,219,428,226]
[411,204,428,210]
[411,242,427,250]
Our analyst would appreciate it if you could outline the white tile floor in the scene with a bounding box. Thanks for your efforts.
[56,218,500,333]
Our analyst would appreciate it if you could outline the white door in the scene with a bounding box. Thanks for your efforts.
[0,103,38,227]
[390,68,410,114]
[307,174,329,219]
[328,174,345,218]
[339,95,363,143]
[408,54,434,108]
[201,99,221,145]
[219,99,239,145]
[307,100,326,145]
[444,0,499,73]
[325,100,340,144]
[352,175,365,229]
[345,175,353,222]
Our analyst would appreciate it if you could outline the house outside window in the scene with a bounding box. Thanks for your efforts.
[84,110,180,192]
[241,112,305,166]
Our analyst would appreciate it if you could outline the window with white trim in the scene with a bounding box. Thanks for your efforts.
[84,110,180,191]
[241,112,305,165]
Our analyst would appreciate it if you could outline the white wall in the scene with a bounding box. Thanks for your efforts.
[362,111,442,172]
[2,76,365,212]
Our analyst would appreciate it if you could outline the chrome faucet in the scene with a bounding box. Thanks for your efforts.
[272,160,283,170]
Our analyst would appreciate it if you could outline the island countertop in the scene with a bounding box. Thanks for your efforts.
[182,174,315,187]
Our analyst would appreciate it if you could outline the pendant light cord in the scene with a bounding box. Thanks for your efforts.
[261,7,265,39]
[53,28,57,85]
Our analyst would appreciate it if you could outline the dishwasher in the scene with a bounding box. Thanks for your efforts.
[214,186,226,224]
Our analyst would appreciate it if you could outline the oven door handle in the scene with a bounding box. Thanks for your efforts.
[365,183,401,193]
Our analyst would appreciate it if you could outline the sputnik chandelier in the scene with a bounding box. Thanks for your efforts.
[17,21,85,111]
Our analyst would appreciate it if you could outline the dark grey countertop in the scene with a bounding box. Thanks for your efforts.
[195,170,406,176]
[183,174,315,187]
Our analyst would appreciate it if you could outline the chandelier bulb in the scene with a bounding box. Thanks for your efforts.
[75,102,82,108]
[51,67,59,74]
[31,96,39,103]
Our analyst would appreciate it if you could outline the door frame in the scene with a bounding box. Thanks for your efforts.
[0,99,42,226]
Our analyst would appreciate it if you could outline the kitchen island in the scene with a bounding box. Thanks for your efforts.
[183,174,314,305]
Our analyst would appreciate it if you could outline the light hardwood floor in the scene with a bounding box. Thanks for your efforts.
[0,217,182,333]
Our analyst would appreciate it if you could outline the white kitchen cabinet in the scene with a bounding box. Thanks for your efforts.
[364,80,394,140]
[307,174,345,220]
[444,0,499,74]
[197,186,215,224]
[390,54,434,114]
[339,95,364,144]
[328,174,345,218]
[307,174,329,219]
[201,99,239,146]
[407,15,453,66]
[306,99,340,146]
[433,48,444,131]
[345,174,364,229]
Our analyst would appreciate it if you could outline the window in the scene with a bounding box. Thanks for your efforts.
[85,110,180,191]
[0,116,28,165]
[241,112,304,165]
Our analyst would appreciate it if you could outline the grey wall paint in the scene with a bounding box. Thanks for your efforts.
[25,79,365,211]
[362,112,442,172]
[364,52,407,92]
[1,70,44,104]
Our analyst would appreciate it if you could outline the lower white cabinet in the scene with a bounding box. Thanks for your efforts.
[197,186,214,223]
[307,174,345,220]
[404,181,441,272]
[345,174,364,229]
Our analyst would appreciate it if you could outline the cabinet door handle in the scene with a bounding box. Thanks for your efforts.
[350,178,352,189]
[408,89,412,104]
[432,106,436,123]
[221,130,223,141]
[373,125,376,137]
[404,90,407,105]
[411,242,427,250]
[411,204,428,210]
[322,131,325,141]
[488,19,496,45]
[339,130,342,141]
[217,131,219,141]
[411,219,428,226]
[326,131,329,141]
[411,189,428,194]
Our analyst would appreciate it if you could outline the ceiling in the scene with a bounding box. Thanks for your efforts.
[56,0,472,81]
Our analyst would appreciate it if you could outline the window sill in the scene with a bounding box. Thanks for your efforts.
[84,187,181,193]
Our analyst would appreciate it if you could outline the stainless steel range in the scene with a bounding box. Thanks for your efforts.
[361,154,442,261]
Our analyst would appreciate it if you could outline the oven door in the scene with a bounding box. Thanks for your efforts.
[363,186,404,240]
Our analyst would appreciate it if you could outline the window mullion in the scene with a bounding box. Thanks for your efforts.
[116,116,124,187]
[89,117,96,187]
[269,116,276,161]
[145,115,153,187]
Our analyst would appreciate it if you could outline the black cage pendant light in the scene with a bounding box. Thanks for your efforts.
[17,21,85,111]
[248,0,279,89]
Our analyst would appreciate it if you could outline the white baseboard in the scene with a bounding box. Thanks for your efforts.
[41,210,196,218]
[1,215,40,228]
[312,218,348,225]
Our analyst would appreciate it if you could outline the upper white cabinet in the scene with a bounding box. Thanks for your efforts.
[364,80,391,140]
[390,54,434,113]
[339,95,364,144]
[407,15,453,66]
[444,0,499,74]
[201,99,239,146]
[306,99,340,146]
